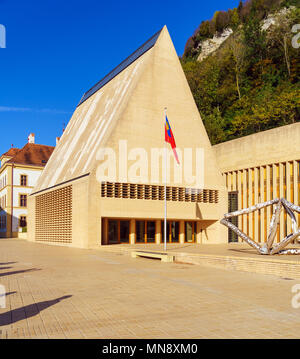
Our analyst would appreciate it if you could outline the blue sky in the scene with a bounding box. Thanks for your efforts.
[0,0,238,154]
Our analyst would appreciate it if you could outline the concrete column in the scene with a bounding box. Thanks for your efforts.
[196,221,202,244]
[232,171,237,191]
[272,164,278,242]
[294,161,299,205]
[248,168,253,240]
[293,161,299,242]
[102,218,108,245]
[243,169,247,235]
[237,170,242,240]
[130,219,136,244]
[260,167,265,242]
[266,165,271,242]
[286,162,292,235]
[155,220,161,244]
[87,171,102,248]
[179,220,185,244]
[27,195,35,242]
[254,167,259,242]
[273,165,277,199]
[279,163,284,241]
[227,172,232,192]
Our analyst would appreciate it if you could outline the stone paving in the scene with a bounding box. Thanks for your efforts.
[97,242,300,262]
[0,239,300,339]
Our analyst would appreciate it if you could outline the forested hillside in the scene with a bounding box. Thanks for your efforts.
[181,0,300,144]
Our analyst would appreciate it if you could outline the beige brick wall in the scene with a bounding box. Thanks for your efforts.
[29,26,228,248]
[214,123,300,244]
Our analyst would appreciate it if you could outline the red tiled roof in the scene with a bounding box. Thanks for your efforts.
[7,143,55,167]
[1,148,20,158]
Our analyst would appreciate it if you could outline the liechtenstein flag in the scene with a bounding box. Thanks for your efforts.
[165,115,180,165]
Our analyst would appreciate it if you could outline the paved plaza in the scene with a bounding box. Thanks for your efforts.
[0,239,300,339]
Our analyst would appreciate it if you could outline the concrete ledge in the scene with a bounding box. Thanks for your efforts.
[174,252,300,279]
[97,244,300,279]
[131,250,174,262]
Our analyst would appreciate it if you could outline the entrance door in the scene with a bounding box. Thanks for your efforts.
[161,221,179,243]
[136,220,145,243]
[108,220,118,244]
[170,221,179,243]
[136,220,156,243]
[146,221,156,243]
[120,220,130,243]
[185,221,195,243]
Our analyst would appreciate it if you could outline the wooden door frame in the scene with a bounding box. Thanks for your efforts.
[161,220,180,243]
[184,221,196,243]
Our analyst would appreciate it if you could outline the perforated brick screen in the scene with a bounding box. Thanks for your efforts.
[35,186,72,243]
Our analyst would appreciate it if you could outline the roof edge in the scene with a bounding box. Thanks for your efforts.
[77,27,163,107]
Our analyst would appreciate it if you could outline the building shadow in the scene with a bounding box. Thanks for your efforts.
[0,211,26,239]
[0,268,41,278]
[0,267,13,271]
[0,295,72,327]
[0,262,17,265]
[196,203,213,242]
[4,291,17,296]
[228,248,259,255]
[166,244,194,251]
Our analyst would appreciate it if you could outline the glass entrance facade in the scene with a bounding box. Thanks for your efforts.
[136,220,145,243]
[161,221,179,243]
[146,221,156,243]
[136,220,156,243]
[108,219,129,244]
[103,218,199,244]
[185,221,196,243]
[108,220,118,244]
[120,220,130,243]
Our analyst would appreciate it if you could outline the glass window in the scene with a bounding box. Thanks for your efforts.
[20,194,27,207]
[120,221,129,243]
[147,221,156,243]
[170,221,179,243]
[20,175,27,186]
[20,216,27,228]
[161,221,179,243]
[185,222,195,243]
[108,220,118,244]
[136,221,145,243]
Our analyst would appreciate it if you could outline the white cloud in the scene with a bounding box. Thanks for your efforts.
[0,106,71,114]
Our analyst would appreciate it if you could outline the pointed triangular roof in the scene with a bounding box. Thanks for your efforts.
[33,29,163,192]
[33,26,225,194]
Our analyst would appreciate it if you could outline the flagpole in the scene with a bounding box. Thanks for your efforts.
[164,108,167,252]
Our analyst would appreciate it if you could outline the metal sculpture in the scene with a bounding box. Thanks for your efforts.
[221,198,300,255]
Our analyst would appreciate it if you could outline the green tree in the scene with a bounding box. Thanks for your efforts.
[202,108,226,145]
[230,8,240,30]
[181,1,300,145]
[242,7,266,75]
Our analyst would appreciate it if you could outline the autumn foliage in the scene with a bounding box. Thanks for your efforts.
[181,0,300,144]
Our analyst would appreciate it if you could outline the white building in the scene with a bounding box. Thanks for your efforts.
[0,134,55,238]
